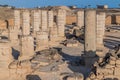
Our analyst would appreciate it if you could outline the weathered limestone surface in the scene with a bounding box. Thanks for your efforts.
[9,27,18,41]
[22,10,30,35]
[82,10,97,68]
[77,10,84,28]
[57,9,66,37]
[36,31,49,51]
[0,41,13,79]
[96,12,106,57]
[0,42,12,68]
[41,10,48,31]
[84,10,96,57]
[96,12,105,47]
[32,10,40,32]
[14,10,20,29]
[39,10,42,29]
[9,10,20,44]
[20,36,34,60]
[48,11,54,28]
[49,27,58,41]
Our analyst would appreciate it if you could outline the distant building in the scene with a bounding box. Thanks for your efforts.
[0,5,15,9]
[69,6,77,9]
[97,5,108,9]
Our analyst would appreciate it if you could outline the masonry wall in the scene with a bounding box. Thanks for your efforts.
[105,16,111,25]
[66,15,76,25]
[116,15,120,24]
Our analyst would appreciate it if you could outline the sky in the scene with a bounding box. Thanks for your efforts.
[0,0,120,8]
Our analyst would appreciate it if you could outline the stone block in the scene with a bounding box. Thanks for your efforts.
[104,75,120,80]
[41,10,48,30]
[66,43,73,47]
[22,10,30,36]
[86,78,91,80]
[20,36,34,60]
[105,64,115,69]
[114,67,120,76]
[97,68,114,75]
[14,10,20,29]
[96,74,104,79]
[77,10,84,28]
[32,10,40,32]
[48,11,53,28]
[0,68,10,80]
[116,59,120,65]
[109,60,116,65]
[72,43,79,47]
[110,56,116,61]
[115,64,120,67]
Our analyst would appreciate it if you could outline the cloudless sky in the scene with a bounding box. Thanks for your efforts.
[0,0,120,8]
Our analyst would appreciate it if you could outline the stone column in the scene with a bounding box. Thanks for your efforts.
[9,27,19,43]
[22,10,30,36]
[57,9,66,37]
[48,11,53,28]
[83,10,97,67]
[36,31,48,51]
[19,36,34,60]
[77,10,84,28]
[39,10,42,29]
[49,27,58,41]
[33,10,40,33]
[14,10,20,29]
[20,10,34,60]
[41,10,48,31]
[48,10,58,41]
[84,10,96,57]
[96,12,106,57]
[9,10,20,45]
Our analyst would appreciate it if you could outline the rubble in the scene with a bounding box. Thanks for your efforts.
[87,44,120,80]
[31,48,64,72]
[62,38,79,47]
[60,72,84,80]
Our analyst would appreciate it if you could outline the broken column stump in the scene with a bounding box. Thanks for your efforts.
[19,36,34,60]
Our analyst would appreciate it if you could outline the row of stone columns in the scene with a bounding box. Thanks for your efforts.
[12,9,66,59]
[13,9,106,61]
[76,9,106,57]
